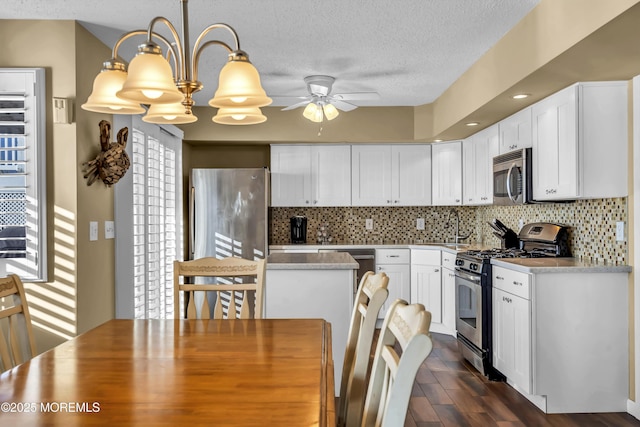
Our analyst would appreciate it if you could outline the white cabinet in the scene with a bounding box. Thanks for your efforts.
[351,144,431,206]
[531,81,628,201]
[491,261,629,414]
[441,252,457,335]
[492,266,531,394]
[431,141,463,206]
[376,248,410,320]
[410,250,441,323]
[462,125,499,205]
[270,144,351,207]
[498,107,532,154]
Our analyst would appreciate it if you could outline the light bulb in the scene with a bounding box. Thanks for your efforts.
[163,115,177,121]
[142,89,163,99]
[109,106,123,111]
[232,114,247,120]
[231,96,248,103]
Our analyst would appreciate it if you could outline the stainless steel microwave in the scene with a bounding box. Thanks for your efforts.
[492,148,532,205]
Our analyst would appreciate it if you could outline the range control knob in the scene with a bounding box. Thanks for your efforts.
[470,263,478,271]
[455,259,464,266]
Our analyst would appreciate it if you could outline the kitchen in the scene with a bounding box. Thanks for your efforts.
[2,0,640,425]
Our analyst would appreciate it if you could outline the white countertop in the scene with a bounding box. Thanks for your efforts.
[267,252,359,270]
[491,257,632,273]
[270,242,491,254]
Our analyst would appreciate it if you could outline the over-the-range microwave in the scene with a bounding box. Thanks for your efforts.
[492,148,532,205]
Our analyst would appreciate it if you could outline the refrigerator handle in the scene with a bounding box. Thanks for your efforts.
[189,186,195,259]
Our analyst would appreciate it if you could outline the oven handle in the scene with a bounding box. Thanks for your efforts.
[454,268,481,284]
[506,162,518,203]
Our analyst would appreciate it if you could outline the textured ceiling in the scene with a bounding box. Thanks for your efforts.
[3,0,539,108]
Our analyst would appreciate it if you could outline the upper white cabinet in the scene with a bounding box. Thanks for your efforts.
[352,144,431,206]
[431,141,462,206]
[499,107,532,154]
[462,124,499,205]
[271,144,351,207]
[531,82,628,201]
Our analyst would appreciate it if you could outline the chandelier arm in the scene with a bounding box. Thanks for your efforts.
[147,16,186,80]
[111,30,179,76]
[191,40,234,83]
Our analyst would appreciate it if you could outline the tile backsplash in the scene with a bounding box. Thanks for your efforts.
[270,197,628,264]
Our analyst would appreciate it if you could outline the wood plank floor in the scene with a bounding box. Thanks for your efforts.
[404,332,640,427]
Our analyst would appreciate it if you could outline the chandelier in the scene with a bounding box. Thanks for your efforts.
[81,0,271,125]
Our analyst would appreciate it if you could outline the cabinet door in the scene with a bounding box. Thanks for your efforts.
[392,145,432,206]
[499,107,532,154]
[441,267,456,335]
[377,264,410,320]
[410,264,442,323]
[431,141,462,206]
[532,86,578,200]
[270,145,311,206]
[351,145,392,206]
[493,288,531,393]
[463,126,499,205]
[311,145,351,206]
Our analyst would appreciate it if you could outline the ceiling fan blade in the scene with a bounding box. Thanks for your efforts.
[281,100,312,111]
[332,92,380,101]
[331,100,358,112]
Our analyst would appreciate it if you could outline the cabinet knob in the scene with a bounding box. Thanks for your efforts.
[434,269,440,272]
[496,275,504,280]
[387,200,392,204]
[513,281,523,286]
[305,200,310,204]
[313,200,318,204]
[455,199,460,203]
[503,296,512,304]
[394,200,399,204]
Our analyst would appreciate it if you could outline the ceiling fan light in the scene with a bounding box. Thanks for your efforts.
[143,101,198,124]
[116,44,183,105]
[81,65,146,114]
[323,103,339,120]
[303,102,319,120]
[213,106,267,125]
[209,52,272,108]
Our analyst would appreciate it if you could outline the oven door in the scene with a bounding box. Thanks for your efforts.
[455,268,483,349]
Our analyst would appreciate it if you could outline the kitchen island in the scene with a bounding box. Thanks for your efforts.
[266,252,358,396]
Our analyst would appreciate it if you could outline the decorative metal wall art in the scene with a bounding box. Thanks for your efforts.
[82,120,130,186]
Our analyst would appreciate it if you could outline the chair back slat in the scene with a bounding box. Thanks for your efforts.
[174,257,266,320]
[0,274,36,372]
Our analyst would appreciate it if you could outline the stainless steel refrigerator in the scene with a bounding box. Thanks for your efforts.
[189,168,269,261]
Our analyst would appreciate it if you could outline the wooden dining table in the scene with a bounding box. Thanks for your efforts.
[0,318,335,426]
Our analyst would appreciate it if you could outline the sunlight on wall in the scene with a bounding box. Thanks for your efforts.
[25,205,77,340]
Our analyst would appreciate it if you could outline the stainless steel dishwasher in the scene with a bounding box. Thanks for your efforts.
[318,248,376,295]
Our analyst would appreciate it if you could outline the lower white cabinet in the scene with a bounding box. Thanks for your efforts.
[441,253,457,335]
[410,258,442,323]
[376,249,410,320]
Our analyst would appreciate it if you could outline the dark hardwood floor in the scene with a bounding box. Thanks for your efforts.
[404,332,640,427]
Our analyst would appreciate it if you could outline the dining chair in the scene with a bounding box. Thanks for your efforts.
[360,299,432,427]
[338,271,389,427]
[173,257,266,319]
[0,274,36,371]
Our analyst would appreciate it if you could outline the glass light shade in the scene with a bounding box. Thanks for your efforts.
[213,106,267,125]
[323,103,339,120]
[303,102,319,120]
[208,59,272,108]
[143,102,198,124]
[116,51,183,104]
[81,69,145,114]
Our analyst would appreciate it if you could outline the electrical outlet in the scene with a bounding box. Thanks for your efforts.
[518,218,524,230]
[416,218,425,230]
[105,221,115,239]
[616,221,624,241]
[365,219,373,230]
[89,221,98,241]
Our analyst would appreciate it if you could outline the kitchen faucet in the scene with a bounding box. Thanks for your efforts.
[445,208,472,244]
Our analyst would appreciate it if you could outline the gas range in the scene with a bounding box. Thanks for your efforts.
[455,247,562,274]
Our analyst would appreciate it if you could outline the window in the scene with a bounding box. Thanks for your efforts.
[114,116,182,319]
[0,69,47,281]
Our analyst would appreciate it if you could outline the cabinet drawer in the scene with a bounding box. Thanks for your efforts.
[411,249,440,265]
[492,265,530,299]
[441,251,457,270]
[377,248,410,264]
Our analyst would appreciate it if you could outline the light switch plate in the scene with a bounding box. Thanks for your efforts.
[105,221,115,239]
[616,221,624,241]
[416,218,425,230]
[89,221,98,241]
[365,219,373,230]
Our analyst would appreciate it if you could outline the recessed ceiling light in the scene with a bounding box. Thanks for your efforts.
[512,93,530,99]
[433,139,443,142]
[466,122,479,127]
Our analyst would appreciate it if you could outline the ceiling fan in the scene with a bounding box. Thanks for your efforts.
[278,75,380,122]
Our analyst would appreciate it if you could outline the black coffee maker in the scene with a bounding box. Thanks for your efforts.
[290,216,307,244]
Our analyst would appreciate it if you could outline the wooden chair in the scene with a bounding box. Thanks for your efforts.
[360,299,432,427]
[173,257,266,319]
[338,271,389,427]
[0,274,36,371]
